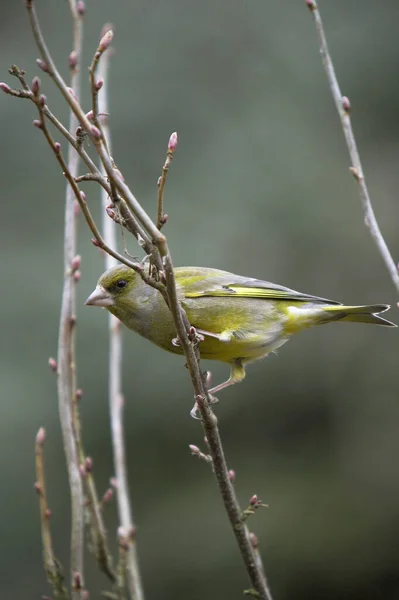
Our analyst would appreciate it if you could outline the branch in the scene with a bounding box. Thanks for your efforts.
[306,0,399,295]
[35,428,68,600]
[156,132,177,229]
[55,1,85,595]
[97,38,145,600]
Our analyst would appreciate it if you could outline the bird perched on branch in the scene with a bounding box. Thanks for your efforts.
[86,264,396,412]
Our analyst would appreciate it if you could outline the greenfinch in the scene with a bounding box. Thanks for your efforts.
[86,265,395,398]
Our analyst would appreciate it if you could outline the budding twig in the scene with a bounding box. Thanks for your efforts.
[97,39,145,600]
[307,1,399,295]
[55,1,85,594]
[35,428,68,599]
[157,132,177,230]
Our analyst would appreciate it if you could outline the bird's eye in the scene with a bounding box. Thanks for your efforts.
[116,279,127,289]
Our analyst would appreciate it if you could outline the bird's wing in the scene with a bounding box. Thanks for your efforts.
[175,267,340,305]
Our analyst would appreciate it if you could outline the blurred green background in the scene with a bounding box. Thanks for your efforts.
[1,0,399,598]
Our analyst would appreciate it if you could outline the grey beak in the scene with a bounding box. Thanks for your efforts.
[85,285,114,307]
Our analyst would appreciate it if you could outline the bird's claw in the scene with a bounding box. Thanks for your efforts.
[190,401,201,420]
[189,393,219,419]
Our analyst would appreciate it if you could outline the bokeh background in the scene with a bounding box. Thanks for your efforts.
[1,0,399,598]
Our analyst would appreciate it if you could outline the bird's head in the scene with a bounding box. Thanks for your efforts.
[85,264,139,308]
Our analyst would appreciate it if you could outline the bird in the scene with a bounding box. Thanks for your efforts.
[86,264,396,412]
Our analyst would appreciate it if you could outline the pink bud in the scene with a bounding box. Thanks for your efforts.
[34,482,42,495]
[305,0,316,10]
[39,94,47,108]
[106,206,116,219]
[36,59,49,73]
[33,119,42,129]
[36,427,46,445]
[250,494,258,506]
[99,30,113,52]
[91,238,101,247]
[76,389,83,400]
[0,82,12,94]
[349,166,360,181]
[102,488,113,504]
[45,508,52,519]
[101,23,113,38]
[249,532,259,549]
[90,125,102,139]
[48,357,58,372]
[69,51,78,70]
[85,456,93,472]
[85,110,94,121]
[168,131,178,152]
[71,255,81,271]
[80,190,86,201]
[95,78,103,91]
[77,0,85,16]
[31,76,40,95]
[189,444,201,455]
[342,96,351,113]
[228,469,236,483]
[73,270,81,283]
[53,142,61,154]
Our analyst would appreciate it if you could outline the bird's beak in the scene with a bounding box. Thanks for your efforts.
[85,285,115,307]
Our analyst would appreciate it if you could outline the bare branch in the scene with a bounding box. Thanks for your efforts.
[98,41,145,600]
[79,456,116,582]
[35,428,68,600]
[306,0,399,295]
[56,1,85,594]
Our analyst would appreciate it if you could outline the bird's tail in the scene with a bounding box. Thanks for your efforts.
[323,304,396,327]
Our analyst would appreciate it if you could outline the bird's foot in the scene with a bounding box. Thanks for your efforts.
[190,392,219,419]
[190,401,201,420]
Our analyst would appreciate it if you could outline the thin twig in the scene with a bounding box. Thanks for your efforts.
[2,68,102,180]
[35,428,68,600]
[156,132,177,229]
[88,25,112,156]
[98,40,145,600]
[56,1,85,595]
[306,0,399,295]
[26,3,161,260]
[79,457,116,582]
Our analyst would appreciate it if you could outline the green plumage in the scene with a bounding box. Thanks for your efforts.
[86,265,396,395]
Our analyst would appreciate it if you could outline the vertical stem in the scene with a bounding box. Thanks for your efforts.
[307,1,399,295]
[98,46,145,600]
[57,3,85,597]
